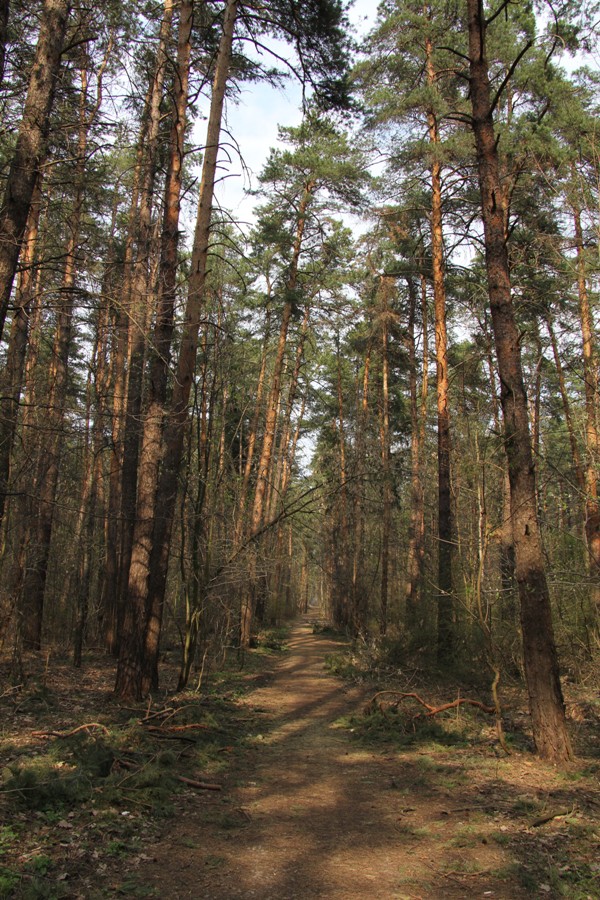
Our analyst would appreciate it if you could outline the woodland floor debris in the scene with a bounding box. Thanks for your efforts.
[1,619,599,899]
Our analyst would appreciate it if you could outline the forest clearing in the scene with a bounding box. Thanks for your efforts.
[0,619,599,898]
[0,0,600,894]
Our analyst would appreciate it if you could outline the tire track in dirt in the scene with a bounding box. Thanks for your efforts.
[140,619,527,899]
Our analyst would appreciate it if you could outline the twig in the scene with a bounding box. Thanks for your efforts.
[176,775,222,791]
[138,707,176,723]
[144,723,212,734]
[32,723,110,738]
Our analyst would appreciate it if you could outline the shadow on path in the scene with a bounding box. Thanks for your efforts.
[140,620,533,899]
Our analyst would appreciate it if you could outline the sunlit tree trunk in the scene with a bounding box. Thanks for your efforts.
[240,178,314,647]
[426,34,453,661]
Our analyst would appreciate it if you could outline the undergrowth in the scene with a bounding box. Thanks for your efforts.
[0,630,288,898]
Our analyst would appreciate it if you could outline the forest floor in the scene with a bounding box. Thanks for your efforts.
[0,619,599,898]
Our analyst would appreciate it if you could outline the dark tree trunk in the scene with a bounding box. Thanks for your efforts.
[116,0,174,645]
[115,0,239,701]
[0,0,70,343]
[0,175,42,526]
[404,275,427,630]
[467,0,572,763]
[0,0,9,87]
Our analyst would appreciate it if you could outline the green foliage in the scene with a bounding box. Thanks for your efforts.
[0,868,20,899]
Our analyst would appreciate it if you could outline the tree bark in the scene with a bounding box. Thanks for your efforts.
[572,206,600,620]
[0,175,43,527]
[425,35,453,661]
[379,278,392,637]
[115,0,239,700]
[116,0,175,641]
[0,0,70,343]
[467,0,572,763]
[0,0,9,87]
[240,178,315,647]
[127,0,193,696]
[405,274,427,629]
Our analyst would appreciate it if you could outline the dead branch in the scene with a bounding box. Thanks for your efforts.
[31,723,110,738]
[113,758,221,791]
[531,809,571,827]
[365,690,496,719]
[144,723,212,734]
[138,707,176,723]
[176,775,222,791]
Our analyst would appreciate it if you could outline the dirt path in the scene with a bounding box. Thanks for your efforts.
[138,620,542,899]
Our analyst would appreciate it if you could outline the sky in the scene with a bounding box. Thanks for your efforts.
[212,0,378,228]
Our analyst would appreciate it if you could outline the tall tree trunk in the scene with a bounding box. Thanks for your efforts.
[0,0,70,343]
[379,277,392,637]
[573,206,600,620]
[543,310,585,491]
[405,274,427,629]
[19,60,94,649]
[425,37,453,661]
[116,0,174,636]
[0,175,43,526]
[115,0,239,700]
[240,178,315,647]
[0,0,9,88]
[352,338,371,635]
[234,297,272,544]
[467,0,572,763]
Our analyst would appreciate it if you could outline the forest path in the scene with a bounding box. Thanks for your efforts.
[141,619,527,899]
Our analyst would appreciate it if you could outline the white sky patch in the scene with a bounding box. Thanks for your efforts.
[211,0,378,229]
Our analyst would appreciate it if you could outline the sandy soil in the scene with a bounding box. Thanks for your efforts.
[139,620,539,899]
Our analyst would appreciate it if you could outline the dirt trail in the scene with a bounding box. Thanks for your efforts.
[141,619,528,899]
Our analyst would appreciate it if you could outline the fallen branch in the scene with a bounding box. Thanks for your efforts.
[32,723,110,738]
[144,723,212,734]
[365,691,496,719]
[139,707,176,724]
[113,758,221,791]
[531,809,571,827]
[176,775,222,791]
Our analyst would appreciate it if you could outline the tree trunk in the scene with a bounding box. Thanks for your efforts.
[0,0,70,343]
[0,0,9,87]
[116,0,174,642]
[544,310,585,491]
[19,60,94,650]
[467,0,572,763]
[573,206,600,620]
[425,38,453,661]
[240,178,315,647]
[115,0,239,700]
[0,175,43,527]
[352,338,371,635]
[405,275,427,629]
[379,278,392,637]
